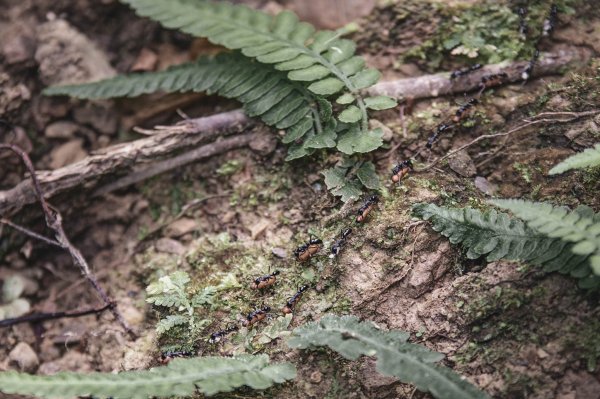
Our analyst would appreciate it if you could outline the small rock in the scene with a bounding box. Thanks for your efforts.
[73,102,118,135]
[537,348,550,359]
[1,25,36,64]
[166,218,198,238]
[49,139,88,169]
[2,274,26,302]
[155,238,186,255]
[271,247,287,259]
[131,48,158,72]
[249,131,277,155]
[35,19,116,86]
[9,342,39,372]
[220,211,237,224]
[370,119,393,141]
[448,150,477,177]
[309,370,322,384]
[250,219,271,240]
[44,121,80,139]
[474,176,498,196]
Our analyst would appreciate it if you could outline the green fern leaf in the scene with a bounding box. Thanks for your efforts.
[44,54,321,155]
[412,203,600,288]
[549,143,600,174]
[0,355,296,398]
[119,0,396,134]
[156,314,188,335]
[288,315,488,399]
[491,199,600,275]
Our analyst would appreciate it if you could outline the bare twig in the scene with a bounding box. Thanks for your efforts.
[369,47,589,100]
[0,218,61,247]
[417,109,600,172]
[0,110,251,216]
[0,303,113,328]
[0,143,136,338]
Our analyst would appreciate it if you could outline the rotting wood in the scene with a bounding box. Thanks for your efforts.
[0,49,589,217]
[0,110,251,216]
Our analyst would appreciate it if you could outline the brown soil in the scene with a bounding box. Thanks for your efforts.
[1,1,600,399]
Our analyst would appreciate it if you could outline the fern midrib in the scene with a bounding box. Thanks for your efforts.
[154,1,369,132]
[325,326,482,399]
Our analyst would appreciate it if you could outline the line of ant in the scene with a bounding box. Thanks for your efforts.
[161,3,561,362]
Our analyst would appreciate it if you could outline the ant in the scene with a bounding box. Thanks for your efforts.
[479,72,509,91]
[208,325,238,344]
[251,270,280,289]
[391,160,413,183]
[242,305,271,328]
[426,123,454,149]
[330,228,352,258]
[294,235,322,262]
[452,98,478,123]
[517,6,528,38]
[542,4,558,37]
[521,47,539,82]
[159,350,194,364]
[356,194,379,223]
[282,285,309,314]
[449,64,482,80]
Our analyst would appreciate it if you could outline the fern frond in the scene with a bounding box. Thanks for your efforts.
[287,315,488,399]
[119,0,396,137]
[549,143,600,174]
[156,314,188,335]
[491,199,600,275]
[44,53,325,159]
[412,203,600,288]
[0,354,296,398]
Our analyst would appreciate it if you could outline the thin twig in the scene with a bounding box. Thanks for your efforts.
[0,303,113,328]
[416,109,600,172]
[0,143,136,338]
[0,218,61,247]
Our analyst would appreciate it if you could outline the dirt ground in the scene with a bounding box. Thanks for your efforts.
[1,0,600,398]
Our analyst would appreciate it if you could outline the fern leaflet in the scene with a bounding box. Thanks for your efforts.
[412,203,600,289]
[119,0,395,136]
[287,314,489,399]
[549,143,600,174]
[0,354,296,398]
[44,53,326,161]
[491,199,600,275]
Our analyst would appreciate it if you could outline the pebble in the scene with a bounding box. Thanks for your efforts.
[155,238,186,255]
[44,121,81,139]
[9,342,39,372]
[474,176,498,196]
[448,150,477,177]
[166,218,198,238]
[48,139,88,169]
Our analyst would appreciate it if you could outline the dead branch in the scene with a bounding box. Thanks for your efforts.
[0,143,136,338]
[0,303,113,328]
[0,110,251,216]
[0,49,587,217]
[369,47,589,100]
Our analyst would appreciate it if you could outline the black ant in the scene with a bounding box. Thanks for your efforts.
[452,98,478,123]
[542,4,558,37]
[449,64,482,80]
[356,194,379,223]
[426,123,454,149]
[293,235,322,262]
[251,270,280,290]
[391,160,413,183]
[479,72,509,90]
[282,285,309,314]
[159,350,194,364]
[521,48,539,82]
[208,325,238,344]
[242,305,270,328]
[329,228,352,258]
[517,6,528,38]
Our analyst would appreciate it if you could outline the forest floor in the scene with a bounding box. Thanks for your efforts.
[1,0,600,398]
